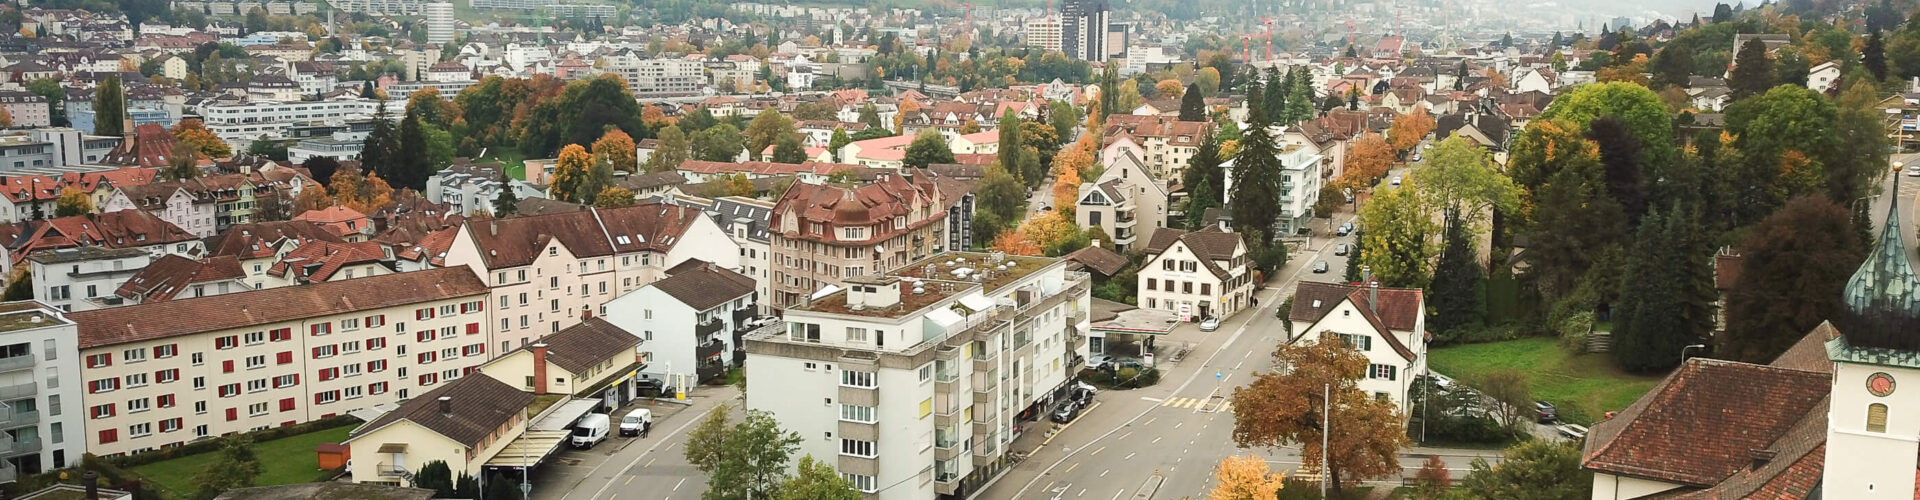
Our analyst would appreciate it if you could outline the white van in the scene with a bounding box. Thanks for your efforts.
[571,413,611,449]
[619,408,653,437]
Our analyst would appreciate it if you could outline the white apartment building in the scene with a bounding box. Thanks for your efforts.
[1025,16,1063,53]
[605,56,706,97]
[1220,144,1324,235]
[1286,281,1428,416]
[745,251,1092,499]
[604,264,756,385]
[659,194,775,315]
[1077,149,1168,254]
[69,267,493,458]
[194,98,396,148]
[424,2,455,44]
[441,203,740,351]
[0,302,86,478]
[26,247,154,313]
[1136,227,1253,321]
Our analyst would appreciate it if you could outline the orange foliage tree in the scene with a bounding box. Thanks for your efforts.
[593,129,639,173]
[1341,133,1396,189]
[171,120,231,158]
[1051,165,1081,218]
[1156,79,1185,98]
[327,164,394,216]
[1206,455,1286,500]
[1230,332,1409,496]
[988,229,1042,256]
[1387,106,1435,153]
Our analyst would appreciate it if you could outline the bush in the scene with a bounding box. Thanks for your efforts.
[1556,311,1595,352]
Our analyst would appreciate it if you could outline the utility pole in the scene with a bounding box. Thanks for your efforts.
[1320,383,1329,498]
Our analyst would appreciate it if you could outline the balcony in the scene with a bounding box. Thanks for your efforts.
[0,460,15,484]
[0,384,34,401]
[695,318,725,338]
[0,356,30,374]
[0,410,37,428]
[1115,212,1137,228]
[0,435,40,456]
[374,463,410,479]
[732,307,755,328]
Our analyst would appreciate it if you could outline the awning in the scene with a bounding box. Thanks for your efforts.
[482,429,569,468]
[958,294,995,313]
[532,399,600,431]
[377,443,408,453]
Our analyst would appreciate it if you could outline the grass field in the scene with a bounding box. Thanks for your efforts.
[1428,337,1665,426]
[132,426,352,499]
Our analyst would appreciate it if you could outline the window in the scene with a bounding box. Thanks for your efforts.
[127,397,150,413]
[369,382,388,395]
[312,345,337,358]
[243,331,265,345]
[1201,283,1211,296]
[841,370,876,388]
[368,360,387,372]
[276,351,293,365]
[90,404,114,419]
[846,327,869,343]
[247,379,268,392]
[124,373,148,388]
[840,439,876,457]
[341,341,362,354]
[309,323,331,336]
[248,402,268,416]
[368,337,386,350]
[154,344,177,358]
[345,385,364,399]
[244,355,266,369]
[269,328,292,342]
[842,473,876,493]
[418,373,439,386]
[315,391,340,404]
[440,326,457,339]
[840,404,875,423]
[123,348,147,363]
[417,351,437,364]
[318,368,340,381]
[416,307,435,320]
[193,377,205,390]
[273,374,298,388]
[156,394,175,408]
[129,422,152,437]
[1368,364,1397,381]
[156,369,178,383]
[215,336,238,350]
[365,315,385,328]
[89,378,119,393]
[918,365,933,383]
[86,353,111,368]
[98,429,117,444]
[462,344,485,357]
[416,330,434,343]
[160,418,182,433]
[343,363,363,377]
[218,383,240,397]
[1337,334,1373,351]
[919,397,933,418]
[1868,403,1890,432]
[439,304,456,316]
[1146,278,1156,291]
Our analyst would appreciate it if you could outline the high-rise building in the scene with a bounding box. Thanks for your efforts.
[424,2,454,44]
[1025,16,1062,53]
[1060,0,1109,61]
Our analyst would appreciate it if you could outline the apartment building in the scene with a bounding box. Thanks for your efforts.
[1025,16,1063,53]
[1220,144,1323,235]
[26,247,153,312]
[194,98,393,146]
[604,263,756,384]
[423,2,454,44]
[604,56,706,97]
[68,267,492,458]
[0,302,86,478]
[1076,151,1167,253]
[744,252,1092,499]
[1136,227,1253,321]
[1101,115,1211,180]
[658,194,775,315]
[768,174,961,309]
[441,203,739,351]
[0,92,50,128]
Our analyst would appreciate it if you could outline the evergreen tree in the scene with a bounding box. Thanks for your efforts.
[1865,31,1889,81]
[391,114,432,190]
[1729,37,1777,101]
[493,169,519,216]
[826,127,852,162]
[1231,80,1284,245]
[1182,130,1225,205]
[1611,204,1716,372]
[1262,66,1287,123]
[360,104,399,185]
[996,110,1023,182]
[1454,60,1469,90]
[1588,116,1648,226]
[94,75,124,137]
[771,133,808,164]
[360,80,376,98]
[1183,177,1219,230]
[1287,68,1315,122]
[1100,64,1119,119]
[1649,45,1695,89]
[1428,215,1483,337]
[1712,3,1733,23]
[1179,83,1206,121]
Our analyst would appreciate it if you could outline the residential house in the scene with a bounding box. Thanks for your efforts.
[340,375,534,486]
[767,174,954,308]
[111,254,250,306]
[1287,280,1428,415]
[475,317,645,409]
[1077,150,1169,253]
[25,246,153,312]
[1137,227,1253,320]
[604,262,755,385]
[1220,143,1323,235]
[0,302,86,476]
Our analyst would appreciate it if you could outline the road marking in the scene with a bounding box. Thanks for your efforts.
[1139,397,1164,402]
[673,478,686,491]
[624,476,634,485]
[1174,421,1183,429]
[644,458,656,468]
[1112,488,1125,500]
[1144,417,1157,426]
[608,496,616,500]
[1099,469,1109,477]
[1090,446,1106,456]
[1066,462,1080,473]
[576,396,729,500]
[1233,360,1244,370]
[1151,436,1161,443]
[1123,452,1136,460]
[1078,488,1086,496]
[1117,431,1132,440]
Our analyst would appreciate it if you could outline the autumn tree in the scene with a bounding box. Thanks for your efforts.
[902,128,954,168]
[989,228,1042,255]
[1341,133,1395,188]
[292,184,334,214]
[1205,455,1285,500]
[1156,79,1184,98]
[723,173,754,197]
[171,120,231,159]
[593,129,639,173]
[1231,332,1409,496]
[1721,195,1866,362]
[1460,440,1589,500]
[328,164,394,216]
[650,125,691,172]
[54,186,91,217]
[164,141,201,180]
[1387,106,1434,153]
[1052,161,1081,219]
[1411,456,1451,500]
[1019,210,1083,256]
[1357,181,1437,288]
[745,109,796,161]
[549,144,592,203]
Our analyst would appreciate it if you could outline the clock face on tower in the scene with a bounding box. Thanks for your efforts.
[1868,372,1897,397]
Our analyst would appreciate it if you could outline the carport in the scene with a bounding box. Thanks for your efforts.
[482,398,601,471]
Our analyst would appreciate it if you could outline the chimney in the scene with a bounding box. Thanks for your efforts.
[84,471,98,500]
[1748,449,1776,470]
[437,396,452,416]
[532,343,549,393]
[489,221,498,236]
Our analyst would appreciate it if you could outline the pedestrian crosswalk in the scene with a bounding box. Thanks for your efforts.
[1161,397,1233,413]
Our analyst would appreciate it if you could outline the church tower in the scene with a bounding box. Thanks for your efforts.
[1825,168,1920,498]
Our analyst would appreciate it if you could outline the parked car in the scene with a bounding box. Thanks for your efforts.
[571,413,611,449]
[1535,401,1560,423]
[1908,167,1919,177]
[1432,374,1455,390]
[1199,316,1221,332]
[619,408,653,437]
[1557,423,1589,440]
[1312,261,1329,273]
[1411,153,1423,162]
[1051,401,1081,423]
[1336,222,1354,236]
[1334,244,1349,256]
[1095,356,1146,373]
[1390,176,1403,186]
[1071,382,1098,405]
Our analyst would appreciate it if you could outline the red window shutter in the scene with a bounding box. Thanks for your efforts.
[477,343,486,354]
[292,373,299,385]
[312,347,322,359]
[319,370,331,382]
[279,398,294,411]
[313,393,324,404]
[466,323,480,335]
[277,352,291,364]
[225,408,237,421]
[99,430,117,444]
[87,381,98,394]
[416,309,427,320]
[222,360,234,373]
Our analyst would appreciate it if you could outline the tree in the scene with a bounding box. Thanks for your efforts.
[1049,100,1080,141]
[1114,79,1145,113]
[1587,116,1649,225]
[1387,106,1434,153]
[454,473,480,499]
[25,78,65,127]
[1478,370,1533,438]
[989,229,1043,256]
[691,124,745,162]
[172,120,230,159]
[1429,216,1482,336]
[1866,31,1889,81]
[1611,204,1716,373]
[1100,63,1120,119]
[594,186,636,208]
[1833,80,1890,206]
[651,125,692,172]
[1,269,29,301]
[826,127,852,162]
[54,187,91,217]
[1231,332,1409,496]
[1721,195,1865,362]
[858,102,885,130]
[1341,133,1395,189]
[1729,37,1777,100]
[902,128,955,168]
[745,110,796,161]
[1205,455,1286,500]
[1357,182,1437,288]
[976,164,1027,225]
[1179,83,1207,121]
[1648,45,1695,89]
[771,133,808,164]
[492,170,520,216]
[329,165,395,216]
[1535,82,1675,170]
[1411,135,1521,229]
[190,436,262,500]
[593,129,639,173]
[165,141,202,180]
[723,173,754,197]
[94,74,125,136]
[683,404,804,500]
[1231,85,1284,245]
[360,104,400,182]
[775,455,860,500]
[1460,440,1590,500]
[412,460,455,497]
[1712,2,1733,22]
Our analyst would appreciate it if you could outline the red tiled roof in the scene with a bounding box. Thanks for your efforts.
[770,174,947,245]
[73,267,488,350]
[267,240,391,283]
[114,254,246,302]
[463,202,705,270]
[1581,359,1831,487]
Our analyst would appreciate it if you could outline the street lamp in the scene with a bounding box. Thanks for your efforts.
[1681,344,1707,363]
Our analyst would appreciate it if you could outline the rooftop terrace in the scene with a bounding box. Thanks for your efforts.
[791,252,1059,319]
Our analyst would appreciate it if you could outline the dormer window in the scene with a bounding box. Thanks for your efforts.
[894,217,904,229]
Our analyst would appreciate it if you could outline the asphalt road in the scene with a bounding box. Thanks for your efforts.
[542,387,742,500]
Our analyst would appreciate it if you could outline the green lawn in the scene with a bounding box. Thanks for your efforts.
[478,150,529,180]
[1428,337,1665,425]
[132,426,352,499]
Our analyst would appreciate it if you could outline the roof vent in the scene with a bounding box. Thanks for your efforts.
[437,396,453,417]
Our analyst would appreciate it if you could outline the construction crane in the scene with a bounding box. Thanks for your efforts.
[1242,19,1276,64]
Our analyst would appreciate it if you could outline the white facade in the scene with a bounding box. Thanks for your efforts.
[1823,354,1920,498]
[1289,285,1428,416]
[194,98,395,147]
[602,276,753,385]
[0,302,86,476]
[1220,145,1323,235]
[27,247,154,313]
[745,253,1092,499]
[424,2,455,44]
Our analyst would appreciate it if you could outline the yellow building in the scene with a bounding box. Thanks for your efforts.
[341,375,534,485]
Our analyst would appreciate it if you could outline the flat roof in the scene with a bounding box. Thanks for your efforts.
[790,252,1060,319]
[0,306,68,333]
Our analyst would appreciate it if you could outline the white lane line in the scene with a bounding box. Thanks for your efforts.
[1140,397,1164,402]
[1100,469,1109,477]
[1151,436,1161,444]
[1111,489,1125,500]
[672,478,686,491]
[1123,452,1136,460]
